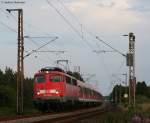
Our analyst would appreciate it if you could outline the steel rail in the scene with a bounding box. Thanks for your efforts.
[0,103,113,123]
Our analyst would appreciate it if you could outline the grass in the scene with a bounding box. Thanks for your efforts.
[0,107,16,116]
[0,106,40,117]
[87,100,150,123]
[23,108,40,115]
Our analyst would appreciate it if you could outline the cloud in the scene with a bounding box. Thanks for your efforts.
[66,0,90,13]
[99,1,115,8]
[0,0,150,95]
[98,0,129,9]
[128,0,150,12]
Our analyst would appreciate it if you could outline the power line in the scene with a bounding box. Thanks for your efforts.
[0,20,17,33]
[24,37,58,58]
[57,0,81,25]
[24,36,57,39]
[4,8,65,61]
[96,36,126,57]
[56,1,125,82]
[27,36,66,67]
[24,36,67,68]
[46,0,81,38]
[4,8,51,36]
[54,1,126,58]
[0,7,67,71]
[0,8,17,33]
[93,50,116,53]
[34,50,66,53]
[46,0,94,50]
[54,1,117,81]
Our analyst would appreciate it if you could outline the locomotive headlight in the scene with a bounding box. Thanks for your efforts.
[36,90,45,95]
[56,91,59,94]
[37,92,40,95]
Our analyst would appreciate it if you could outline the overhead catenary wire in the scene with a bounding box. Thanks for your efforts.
[57,0,82,25]
[24,36,57,39]
[24,37,58,58]
[46,0,81,38]
[57,0,86,42]
[3,7,51,36]
[0,6,68,71]
[25,37,67,69]
[33,50,66,53]
[0,8,17,33]
[0,20,17,33]
[54,1,126,58]
[25,36,66,60]
[46,0,95,50]
[96,36,126,57]
[55,1,127,90]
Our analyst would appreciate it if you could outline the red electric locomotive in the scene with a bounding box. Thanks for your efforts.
[33,67,103,111]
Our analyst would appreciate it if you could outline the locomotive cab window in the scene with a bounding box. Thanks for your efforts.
[35,75,45,83]
[49,75,61,82]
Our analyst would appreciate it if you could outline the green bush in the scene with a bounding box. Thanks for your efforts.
[0,85,16,107]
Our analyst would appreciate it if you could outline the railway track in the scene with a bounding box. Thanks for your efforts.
[0,102,114,123]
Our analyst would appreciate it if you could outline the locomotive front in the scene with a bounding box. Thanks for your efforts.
[33,67,65,109]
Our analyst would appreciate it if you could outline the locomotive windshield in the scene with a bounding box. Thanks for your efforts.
[49,75,61,82]
[35,75,45,83]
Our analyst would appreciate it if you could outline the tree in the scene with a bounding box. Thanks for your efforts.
[24,77,34,109]
[0,69,4,83]
[0,85,16,107]
[136,81,147,96]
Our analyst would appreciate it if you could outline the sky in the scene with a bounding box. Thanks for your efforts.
[0,0,150,95]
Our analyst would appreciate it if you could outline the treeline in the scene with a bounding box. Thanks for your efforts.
[110,81,150,104]
[0,67,34,115]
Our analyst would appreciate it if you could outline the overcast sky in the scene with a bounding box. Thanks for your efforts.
[0,0,150,95]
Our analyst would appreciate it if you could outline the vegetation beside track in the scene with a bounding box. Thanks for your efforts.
[0,67,150,120]
[80,105,150,123]
[95,81,150,123]
[0,67,38,116]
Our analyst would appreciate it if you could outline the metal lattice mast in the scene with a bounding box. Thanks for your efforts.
[128,32,136,106]
[7,9,24,115]
[18,9,24,115]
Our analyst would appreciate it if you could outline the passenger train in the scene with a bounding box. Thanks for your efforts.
[33,67,103,111]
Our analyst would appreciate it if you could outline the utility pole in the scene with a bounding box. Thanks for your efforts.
[7,9,24,115]
[124,32,136,107]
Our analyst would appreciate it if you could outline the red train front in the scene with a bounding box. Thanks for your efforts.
[34,68,65,101]
[33,67,103,111]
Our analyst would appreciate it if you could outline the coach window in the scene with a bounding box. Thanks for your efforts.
[50,75,61,82]
[91,90,94,96]
[87,88,89,95]
[66,76,71,84]
[84,88,87,95]
[82,87,84,94]
[79,86,82,95]
[72,79,77,86]
[35,75,45,83]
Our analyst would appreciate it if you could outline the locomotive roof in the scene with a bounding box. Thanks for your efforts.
[40,67,65,72]
[34,68,101,95]
[77,80,95,90]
